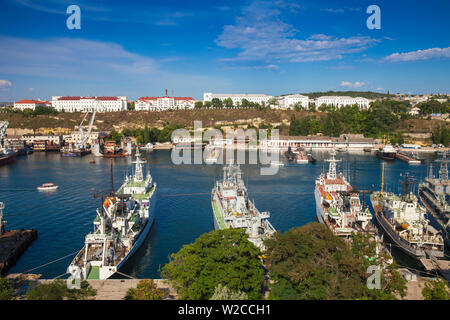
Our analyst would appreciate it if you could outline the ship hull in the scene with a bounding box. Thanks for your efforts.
[0,152,16,166]
[371,197,426,260]
[211,189,226,230]
[418,190,450,247]
[314,187,326,224]
[376,151,396,161]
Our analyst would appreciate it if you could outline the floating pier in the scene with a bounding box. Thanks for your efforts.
[395,152,421,165]
[420,257,450,282]
[0,229,38,275]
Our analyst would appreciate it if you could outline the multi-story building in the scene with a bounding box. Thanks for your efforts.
[135,95,195,111]
[13,99,51,110]
[276,94,309,109]
[316,96,370,109]
[51,96,127,112]
[22,134,63,146]
[62,131,107,147]
[203,93,273,106]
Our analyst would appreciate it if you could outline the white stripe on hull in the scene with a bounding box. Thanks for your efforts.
[314,187,325,224]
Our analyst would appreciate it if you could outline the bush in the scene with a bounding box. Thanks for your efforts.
[124,280,166,300]
[25,279,97,300]
[422,278,450,300]
[264,223,406,300]
[0,277,14,300]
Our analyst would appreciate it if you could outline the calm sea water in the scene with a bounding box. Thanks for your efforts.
[0,150,439,278]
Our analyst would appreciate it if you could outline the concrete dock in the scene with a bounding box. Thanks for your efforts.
[0,229,38,275]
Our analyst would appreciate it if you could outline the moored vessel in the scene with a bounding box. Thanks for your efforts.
[69,148,156,279]
[211,163,276,249]
[376,144,396,161]
[371,167,444,259]
[418,157,450,247]
[314,152,376,239]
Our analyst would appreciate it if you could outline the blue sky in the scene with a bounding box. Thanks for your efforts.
[0,0,449,101]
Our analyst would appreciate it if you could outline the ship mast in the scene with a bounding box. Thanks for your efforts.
[132,147,144,182]
[325,151,341,180]
[436,153,449,181]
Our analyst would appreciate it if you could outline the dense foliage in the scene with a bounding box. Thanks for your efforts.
[161,229,264,300]
[422,278,450,300]
[25,279,97,300]
[265,223,406,300]
[289,103,399,138]
[113,124,184,143]
[124,279,166,300]
[417,99,450,115]
[0,277,14,300]
[432,125,450,146]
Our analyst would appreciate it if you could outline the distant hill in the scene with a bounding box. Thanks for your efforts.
[301,91,393,100]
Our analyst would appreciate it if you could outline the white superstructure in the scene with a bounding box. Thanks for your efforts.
[51,96,127,112]
[316,96,370,109]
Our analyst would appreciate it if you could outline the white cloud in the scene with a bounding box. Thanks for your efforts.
[321,8,345,13]
[0,36,228,98]
[0,80,12,90]
[382,47,450,63]
[376,87,384,91]
[341,81,365,88]
[215,1,379,68]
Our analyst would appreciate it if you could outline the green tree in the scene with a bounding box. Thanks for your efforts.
[265,223,406,300]
[195,101,203,109]
[210,284,248,300]
[161,229,264,300]
[124,279,166,300]
[223,98,234,109]
[422,278,450,300]
[0,277,14,300]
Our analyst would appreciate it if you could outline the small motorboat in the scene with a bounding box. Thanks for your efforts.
[37,183,58,191]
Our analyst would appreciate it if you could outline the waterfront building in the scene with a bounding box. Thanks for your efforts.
[22,134,63,146]
[316,96,370,109]
[276,94,309,109]
[260,134,374,150]
[62,131,107,147]
[13,99,51,111]
[135,95,195,111]
[203,93,273,106]
[51,96,127,112]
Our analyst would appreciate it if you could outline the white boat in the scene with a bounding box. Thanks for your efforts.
[69,148,156,280]
[211,164,276,249]
[141,142,154,150]
[270,160,284,166]
[37,183,58,191]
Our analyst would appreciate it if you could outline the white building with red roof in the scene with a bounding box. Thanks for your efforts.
[13,99,51,111]
[51,96,127,112]
[135,90,195,111]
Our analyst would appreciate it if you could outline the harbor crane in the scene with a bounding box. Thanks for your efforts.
[77,100,101,150]
[0,121,9,149]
